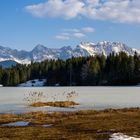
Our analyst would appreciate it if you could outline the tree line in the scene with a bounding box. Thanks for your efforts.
[0,52,140,86]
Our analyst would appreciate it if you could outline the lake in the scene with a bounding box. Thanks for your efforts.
[0,87,140,114]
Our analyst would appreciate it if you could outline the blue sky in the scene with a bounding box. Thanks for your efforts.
[0,0,140,50]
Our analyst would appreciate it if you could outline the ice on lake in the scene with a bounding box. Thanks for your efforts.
[0,87,140,113]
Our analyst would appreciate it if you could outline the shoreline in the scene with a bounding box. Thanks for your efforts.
[0,107,140,139]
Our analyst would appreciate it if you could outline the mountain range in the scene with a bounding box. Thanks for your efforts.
[0,41,140,65]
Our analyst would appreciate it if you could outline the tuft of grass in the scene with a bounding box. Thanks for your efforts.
[24,91,79,108]
[24,91,45,106]
[30,101,79,107]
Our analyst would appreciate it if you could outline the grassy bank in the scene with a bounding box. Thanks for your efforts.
[0,108,140,140]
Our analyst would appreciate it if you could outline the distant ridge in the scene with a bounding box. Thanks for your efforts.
[0,60,17,68]
[0,41,139,64]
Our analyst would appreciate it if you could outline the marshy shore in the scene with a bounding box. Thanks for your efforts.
[0,108,140,140]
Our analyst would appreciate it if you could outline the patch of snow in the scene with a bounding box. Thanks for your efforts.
[2,121,30,127]
[18,79,46,87]
[97,41,109,45]
[79,43,95,56]
[132,48,140,54]
[112,46,121,53]
[42,124,52,127]
[55,83,60,86]
[109,133,140,140]
[15,58,31,65]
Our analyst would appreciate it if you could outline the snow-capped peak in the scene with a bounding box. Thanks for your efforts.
[0,41,139,65]
[78,42,95,56]
[97,41,109,45]
[32,44,47,52]
[80,42,96,46]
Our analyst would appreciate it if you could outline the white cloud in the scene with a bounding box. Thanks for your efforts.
[73,32,85,38]
[25,0,140,24]
[82,27,95,33]
[25,0,84,19]
[61,32,70,36]
[56,31,85,40]
[55,35,70,40]
[84,0,140,23]
[56,26,94,40]
[63,28,80,32]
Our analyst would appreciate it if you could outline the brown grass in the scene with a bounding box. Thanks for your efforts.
[24,91,79,108]
[30,101,79,107]
[0,108,140,140]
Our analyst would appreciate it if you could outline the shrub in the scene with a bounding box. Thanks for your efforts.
[24,91,45,106]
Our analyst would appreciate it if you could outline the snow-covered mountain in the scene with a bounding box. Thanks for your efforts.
[0,46,30,64]
[0,41,139,64]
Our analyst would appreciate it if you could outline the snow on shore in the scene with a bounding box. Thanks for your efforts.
[18,79,46,87]
[109,133,140,140]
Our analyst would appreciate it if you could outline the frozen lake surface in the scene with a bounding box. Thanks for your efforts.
[0,87,140,114]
